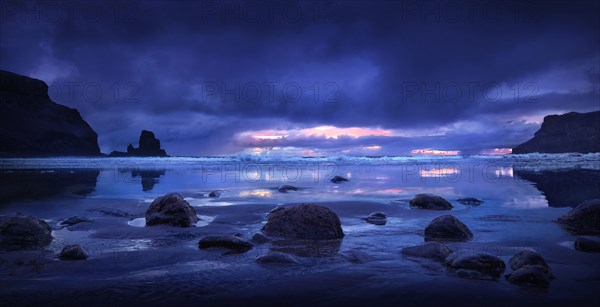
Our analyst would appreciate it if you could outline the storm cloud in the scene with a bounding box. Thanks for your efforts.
[1,0,598,155]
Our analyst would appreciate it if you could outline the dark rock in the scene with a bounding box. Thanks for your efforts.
[198,235,253,253]
[401,242,453,262]
[58,244,88,260]
[445,251,506,278]
[145,193,199,227]
[512,111,600,154]
[59,216,93,227]
[207,191,220,198]
[424,215,473,241]
[506,265,555,287]
[410,194,453,210]
[262,204,344,240]
[277,185,298,193]
[574,236,600,252]
[557,199,600,234]
[94,208,134,219]
[0,70,100,157]
[109,130,168,157]
[508,250,549,270]
[362,212,387,225]
[456,197,484,206]
[267,205,286,217]
[255,251,300,264]
[330,175,349,183]
[251,233,270,244]
[0,214,53,250]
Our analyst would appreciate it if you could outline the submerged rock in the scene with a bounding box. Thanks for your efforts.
[207,191,220,198]
[362,212,387,225]
[508,250,550,270]
[401,242,453,262]
[342,250,376,264]
[574,236,600,252]
[410,194,453,210]
[424,215,473,241]
[58,244,88,260]
[256,251,300,265]
[94,208,134,219]
[277,185,299,193]
[0,214,53,250]
[456,197,484,206]
[59,216,93,227]
[445,251,506,278]
[145,193,199,227]
[198,235,253,253]
[262,204,344,240]
[557,199,600,234]
[330,176,349,183]
[506,265,555,287]
[251,233,271,244]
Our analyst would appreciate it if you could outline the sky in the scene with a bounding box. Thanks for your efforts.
[1,0,599,156]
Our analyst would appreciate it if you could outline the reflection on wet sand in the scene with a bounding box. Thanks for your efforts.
[131,169,166,191]
[515,169,600,207]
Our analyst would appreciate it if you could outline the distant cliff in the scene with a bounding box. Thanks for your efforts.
[0,70,100,156]
[110,130,168,157]
[513,111,600,154]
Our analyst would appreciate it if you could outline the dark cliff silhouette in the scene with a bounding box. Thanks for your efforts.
[0,70,100,156]
[513,111,600,154]
[110,130,168,157]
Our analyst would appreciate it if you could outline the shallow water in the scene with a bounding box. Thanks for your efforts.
[0,155,599,306]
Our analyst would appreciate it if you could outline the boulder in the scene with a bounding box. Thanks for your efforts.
[267,205,286,217]
[262,204,344,240]
[445,251,506,278]
[0,70,100,156]
[0,214,53,250]
[277,185,298,193]
[512,111,600,154]
[401,242,453,262]
[362,212,387,225]
[557,199,600,234]
[207,191,220,198]
[109,130,168,157]
[330,176,349,183]
[198,235,253,253]
[410,194,453,210]
[255,251,300,264]
[145,193,199,227]
[59,216,93,227]
[424,215,473,241]
[506,265,555,287]
[574,236,600,252]
[508,250,549,270]
[58,244,89,260]
[94,208,134,219]
[456,198,484,206]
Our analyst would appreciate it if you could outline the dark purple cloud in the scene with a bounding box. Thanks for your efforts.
[1,0,598,155]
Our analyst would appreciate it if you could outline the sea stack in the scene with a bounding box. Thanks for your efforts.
[110,130,168,157]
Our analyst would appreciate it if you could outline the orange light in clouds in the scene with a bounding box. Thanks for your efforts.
[243,126,392,140]
[363,145,381,150]
[411,148,460,156]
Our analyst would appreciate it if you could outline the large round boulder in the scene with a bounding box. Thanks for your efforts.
[424,215,473,241]
[506,265,555,287]
[401,242,453,262]
[262,204,344,240]
[0,214,53,250]
[508,250,549,270]
[410,194,453,210]
[557,199,600,234]
[145,193,199,227]
[445,251,506,278]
